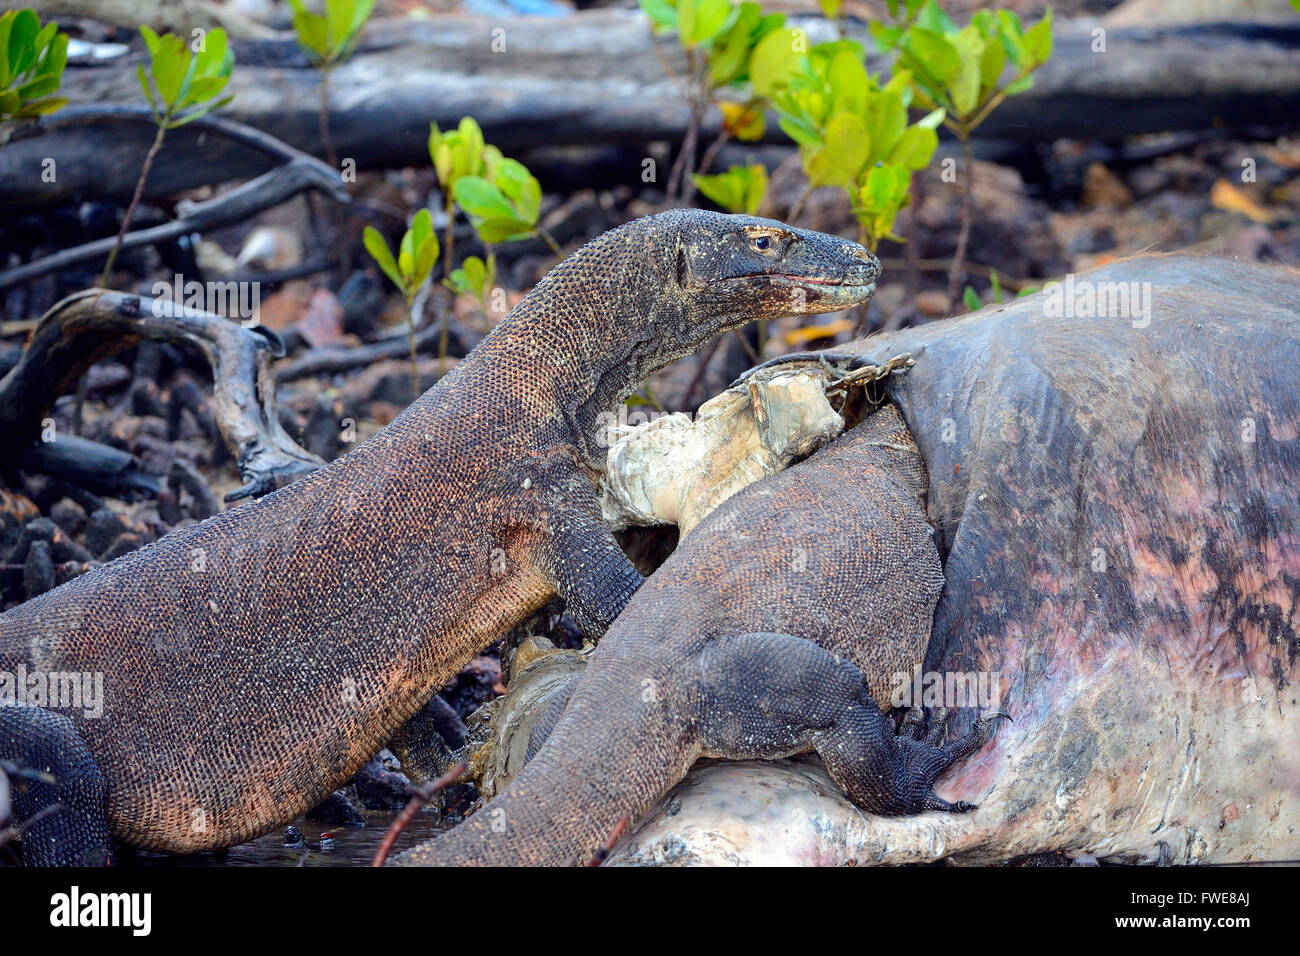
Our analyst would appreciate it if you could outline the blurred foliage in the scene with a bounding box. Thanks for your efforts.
[137,26,233,127]
[445,254,498,316]
[878,1,1053,137]
[364,208,439,300]
[0,10,68,121]
[431,116,550,248]
[768,39,942,248]
[364,208,439,395]
[693,163,768,215]
[288,0,375,67]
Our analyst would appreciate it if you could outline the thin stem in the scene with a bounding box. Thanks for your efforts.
[438,192,455,373]
[666,49,703,203]
[406,289,420,403]
[692,125,731,185]
[788,181,814,223]
[946,129,975,302]
[318,64,338,171]
[99,120,168,288]
[537,227,563,259]
[852,229,877,336]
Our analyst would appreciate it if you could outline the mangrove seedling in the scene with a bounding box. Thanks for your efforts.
[0,9,68,121]
[364,209,440,398]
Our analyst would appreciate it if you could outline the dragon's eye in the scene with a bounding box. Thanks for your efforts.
[753,235,772,251]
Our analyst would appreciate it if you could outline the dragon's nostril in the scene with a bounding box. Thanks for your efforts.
[844,244,881,283]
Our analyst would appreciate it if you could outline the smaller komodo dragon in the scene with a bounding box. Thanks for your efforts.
[0,210,880,865]
[395,405,1005,866]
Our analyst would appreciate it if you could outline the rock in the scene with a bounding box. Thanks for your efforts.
[22,539,55,600]
[349,760,413,812]
[49,498,87,538]
[1081,162,1135,209]
[84,507,129,557]
[305,792,366,827]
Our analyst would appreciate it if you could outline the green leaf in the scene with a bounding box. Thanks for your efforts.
[886,123,937,170]
[15,94,65,116]
[776,114,823,149]
[688,0,730,46]
[963,286,981,311]
[861,88,906,161]
[363,226,405,292]
[515,175,541,224]
[947,28,983,116]
[915,0,956,34]
[749,28,803,98]
[807,111,869,187]
[639,0,678,32]
[137,62,159,117]
[7,10,39,81]
[916,106,945,129]
[463,255,486,296]
[996,9,1025,65]
[1022,10,1053,68]
[693,163,767,215]
[408,208,440,282]
[453,177,518,220]
[327,0,374,59]
[0,14,15,90]
[474,217,534,244]
[289,0,330,60]
[676,0,697,45]
[978,32,1005,90]
[827,50,868,115]
[398,227,415,283]
[902,28,959,87]
[168,93,234,126]
[148,33,188,109]
[1003,74,1033,96]
[140,24,162,58]
[17,72,59,99]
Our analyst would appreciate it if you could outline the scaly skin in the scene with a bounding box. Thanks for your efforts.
[395,405,1003,866]
[0,210,879,865]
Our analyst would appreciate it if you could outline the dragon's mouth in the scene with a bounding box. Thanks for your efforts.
[769,273,869,287]
[764,274,878,306]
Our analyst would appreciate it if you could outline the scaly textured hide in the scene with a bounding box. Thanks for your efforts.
[0,210,879,863]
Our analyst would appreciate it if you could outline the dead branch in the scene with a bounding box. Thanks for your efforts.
[586,814,631,867]
[0,290,324,502]
[369,763,466,867]
[0,107,350,291]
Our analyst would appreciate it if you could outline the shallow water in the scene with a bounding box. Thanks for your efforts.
[130,812,450,867]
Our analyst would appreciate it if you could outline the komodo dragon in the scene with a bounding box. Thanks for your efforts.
[0,210,880,865]
[396,405,1005,866]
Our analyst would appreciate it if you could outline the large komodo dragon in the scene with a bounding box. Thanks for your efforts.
[0,210,880,865]
[422,253,1300,867]
[397,405,1006,866]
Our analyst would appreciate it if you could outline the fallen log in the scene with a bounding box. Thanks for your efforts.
[2,11,1298,207]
